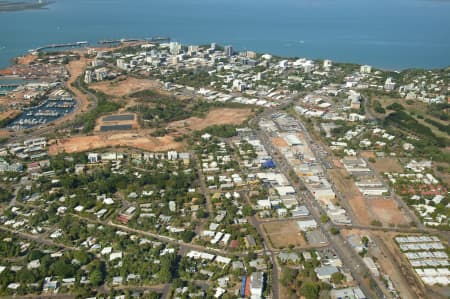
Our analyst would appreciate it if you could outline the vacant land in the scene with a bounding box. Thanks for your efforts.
[91,77,161,98]
[370,157,404,173]
[272,137,288,147]
[48,132,182,154]
[367,198,410,226]
[262,221,308,249]
[0,109,21,122]
[328,169,372,225]
[167,108,253,134]
[65,56,90,115]
[49,107,251,154]
[372,231,429,299]
[17,53,37,65]
[360,151,376,159]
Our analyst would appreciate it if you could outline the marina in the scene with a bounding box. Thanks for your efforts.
[7,97,76,130]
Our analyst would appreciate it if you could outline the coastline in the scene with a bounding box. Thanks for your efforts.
[0,40,449,75]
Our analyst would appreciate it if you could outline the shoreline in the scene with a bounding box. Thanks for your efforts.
[0,39,449,75]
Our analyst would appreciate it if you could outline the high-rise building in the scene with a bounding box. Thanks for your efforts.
[360,65,372,74]
[84,70,92,84]
[384,77,396,90]
[169,42,182,55]
[224,45,233,57]
[188,45,199,54]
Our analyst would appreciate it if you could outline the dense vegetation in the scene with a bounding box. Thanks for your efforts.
[384,111,448,148]
[0,186,12,203]
[129,89,250,128]
[162,70,214,88]
[280,256,332,299]
[424,118,450,135]
[386,102,404,111]
[82,94,123,132]
[427,103,449,121]
[71,78,122,132]
[197,124,238,138]
[0,115,15,128]
[372,100,386,114]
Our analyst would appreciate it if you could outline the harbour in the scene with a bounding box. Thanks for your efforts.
[7,96,76,130]
[1,0,450,70]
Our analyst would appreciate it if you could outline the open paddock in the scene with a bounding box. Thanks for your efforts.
[90,77,161,97]
[328,169,373,225]
[262,221,308,249]
[167,108,253,134]
[367,198,411,226]
[49,132,182,154]
[370,157,404,173]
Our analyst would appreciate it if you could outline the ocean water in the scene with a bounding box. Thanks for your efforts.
[1,0,450,70]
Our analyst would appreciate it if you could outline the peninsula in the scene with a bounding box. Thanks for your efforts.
[0,39,448,299]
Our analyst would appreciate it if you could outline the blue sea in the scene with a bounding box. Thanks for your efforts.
[1,0,450,70]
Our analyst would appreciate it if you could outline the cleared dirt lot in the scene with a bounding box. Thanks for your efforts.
[48,132,182,155]
[49,107,252,154]
[0,110,21,122]
[167,108,253,134]
[271,137,288,147]
[372,231,430,299]
[262,221,308,249]
[91,77,161,98]
[17,54,37,65]
[367,198,410,226]
[370,157,404,173]
[328,169,372,225]
[0,129,11,138]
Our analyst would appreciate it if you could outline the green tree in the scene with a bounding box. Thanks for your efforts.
[242,205,254,216]
[320,214,329,223]
[331,272,345,285]
[180,230,195,243]
[330,227,340,235]
[88,260,105,286]
[280,267,298,286]
[0,187,12,203]
[300,282,319,299]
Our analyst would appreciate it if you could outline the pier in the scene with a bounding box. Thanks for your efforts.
[29,41,89,53]
[99,36,171,45]
[0,84,20,89]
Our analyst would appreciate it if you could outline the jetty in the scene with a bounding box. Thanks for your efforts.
[99,36,171,45]
[29,41,89,53]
